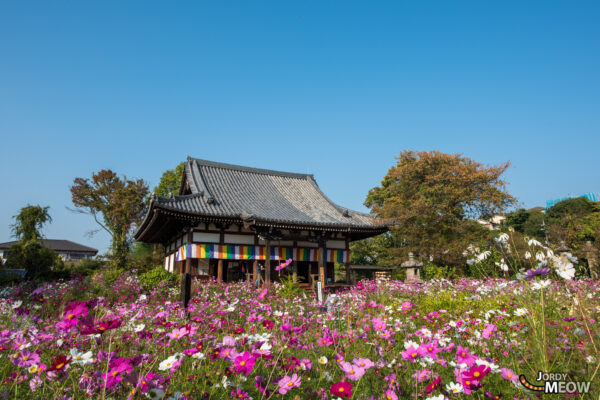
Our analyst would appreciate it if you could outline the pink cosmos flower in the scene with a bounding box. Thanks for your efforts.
[421,342,442,357]
[15,350,41,367]
[230,389,250,399]
[63,301,88,322]
[412,368,431,382]
[482,324,497,339]
[340,361,365,381]
[219,347,239,361]
[462,364,491,382]
[275,259,292,271]
[372,317,386,331]
[167,327,187,340]
[401,346,421,362]
[501,367,518,382]
[234,352,256,375]
[278,373,301,394]
[257,289,268,300]
[455,345,476,366]
[384,389,398,400]
[299,358,312,370]
[352,358,374,369]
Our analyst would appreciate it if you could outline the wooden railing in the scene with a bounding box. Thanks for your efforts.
[309,274,319,292]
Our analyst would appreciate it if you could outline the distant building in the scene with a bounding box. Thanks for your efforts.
[476,215,506,230]
[546,193,599,209]
[0,239,98,263]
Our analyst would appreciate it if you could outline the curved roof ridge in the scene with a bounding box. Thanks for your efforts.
[187,156,313,180]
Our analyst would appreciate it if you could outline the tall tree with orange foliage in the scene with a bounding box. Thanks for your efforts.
[365,151,517,266]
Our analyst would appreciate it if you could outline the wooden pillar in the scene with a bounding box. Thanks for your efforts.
[265,240,271,285]
[292,260,297,282]
[345,262,351,284]
[253,260,258,283]
[217,259,223,282]
[318,245,326,288]
[185,258,191,274]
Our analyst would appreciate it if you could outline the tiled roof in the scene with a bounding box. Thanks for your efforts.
[136,158,387,241]
[0,239,98,253]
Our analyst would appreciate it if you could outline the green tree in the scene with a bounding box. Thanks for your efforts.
[70,170,149,269]
[11,205,52,241]
[545,197,600,251]
[505,208,546,240]
[365,151,516,266]
[154,162,184,197]
[4,205,61,278]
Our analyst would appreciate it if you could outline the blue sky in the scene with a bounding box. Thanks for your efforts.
[1,1,598,253]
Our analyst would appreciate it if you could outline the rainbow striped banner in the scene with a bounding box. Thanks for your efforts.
[174,244,347,263]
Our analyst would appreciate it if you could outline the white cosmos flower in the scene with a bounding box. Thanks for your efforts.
[524,251,532,260]
[495,259,509,272]
[70,348,94,365]
[11,301,23,309]
[159,355,180,371]
[318,356,328,365]
[556,262,575,280]
[498,233,510,242]
[146,388,165,400]
[426,395,446,400]
[476,251,491,261]
[531,279,551,290]
[528,239,542,247]
[514,308,528,316]
[535,252,546,262]
[546,249,554,258]
[191,352,205,360]
[134,324,145,332]
[446,382,463,394]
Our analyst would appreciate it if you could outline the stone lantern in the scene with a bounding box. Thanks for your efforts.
[583,241,598,278]
[555,242,572,257]
[401,253,423,282]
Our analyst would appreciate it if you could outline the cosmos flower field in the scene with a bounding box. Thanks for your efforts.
[1,271,598,399]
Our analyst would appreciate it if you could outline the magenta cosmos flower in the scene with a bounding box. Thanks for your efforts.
[234,352,256,375]
[278,373,301,394]
[102,357,133,388]
[455,345,476,366]
[401,346,422,362]
[330,381,353,399]
[275,259,292,271]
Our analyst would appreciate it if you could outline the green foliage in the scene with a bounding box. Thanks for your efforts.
[139,266,177,291]
[545,198,600,252]
[365,151,516,266]
[0,270,22,285]
[11,205,52,242]
[154,162,185,197]
[349,233,395,266]
[129,242,164,273]
[92,266,127,288]
[414,290,474,315]
[4,239,63,279]
[71,169,149,269]
[505,208,546,240]
[51,258,104,279]
[421,262,457,280]
[277,274,305,299]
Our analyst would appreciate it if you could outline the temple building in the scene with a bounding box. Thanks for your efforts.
[135,158,387,288]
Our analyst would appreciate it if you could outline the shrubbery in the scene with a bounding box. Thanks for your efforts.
[139,266,177,292]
